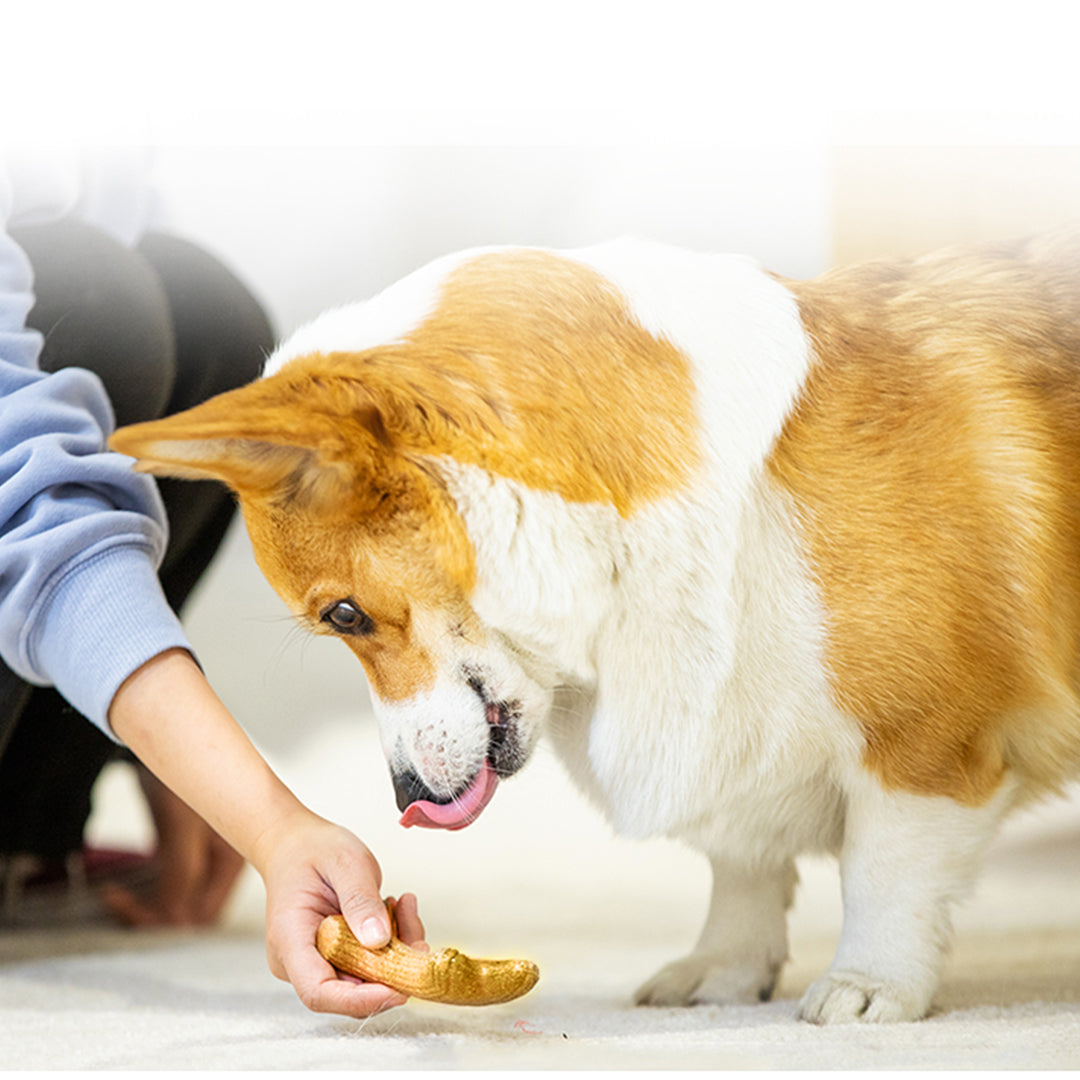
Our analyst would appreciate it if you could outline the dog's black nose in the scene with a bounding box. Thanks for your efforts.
[391,768,452,812]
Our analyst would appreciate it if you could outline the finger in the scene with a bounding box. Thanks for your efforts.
[393,892,428,950]
[339,886,392,949]
[273,913,408,1017]
[265,929,289,982]
[297,976,409,1018]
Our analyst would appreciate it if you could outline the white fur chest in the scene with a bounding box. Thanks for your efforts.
[552,475,857,860]
[442,458,859,863]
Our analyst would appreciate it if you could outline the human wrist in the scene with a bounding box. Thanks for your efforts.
[247,799,326,880]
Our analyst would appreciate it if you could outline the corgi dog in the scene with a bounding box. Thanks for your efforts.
[111,232,1080,1023]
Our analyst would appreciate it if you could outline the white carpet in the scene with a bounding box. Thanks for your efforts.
[2,717,1078,1070]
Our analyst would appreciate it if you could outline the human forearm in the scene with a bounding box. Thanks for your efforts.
[107,646,426,1016]
[107,647,306,869]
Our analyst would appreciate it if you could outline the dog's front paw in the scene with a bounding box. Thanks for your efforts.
[634,954,781,1007]
[798,971,931,1024]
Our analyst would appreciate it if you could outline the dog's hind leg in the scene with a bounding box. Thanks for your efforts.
[798,769,1016,1024]
[634,855,796,1006]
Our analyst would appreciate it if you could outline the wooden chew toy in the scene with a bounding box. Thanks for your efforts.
[316,900,540,1006]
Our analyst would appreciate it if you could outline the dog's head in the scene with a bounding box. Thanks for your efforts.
[110,353,557,828]
[110,247,699,829]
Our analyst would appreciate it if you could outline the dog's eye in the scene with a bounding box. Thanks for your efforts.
[320,599,374,636]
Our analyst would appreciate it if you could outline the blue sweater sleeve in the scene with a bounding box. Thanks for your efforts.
[0,217,191,735]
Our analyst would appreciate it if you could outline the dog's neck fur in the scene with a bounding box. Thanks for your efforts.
[431,451,857,851]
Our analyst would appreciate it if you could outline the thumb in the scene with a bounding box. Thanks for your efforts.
[340,890,392,949]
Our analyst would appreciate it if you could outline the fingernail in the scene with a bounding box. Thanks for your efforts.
[360,917,387,947]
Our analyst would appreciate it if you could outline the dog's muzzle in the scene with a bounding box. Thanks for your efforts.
[391,673,527,829]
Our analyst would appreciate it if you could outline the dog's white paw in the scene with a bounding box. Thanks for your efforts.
[634,954,781,1007]
[798,971,931,1024]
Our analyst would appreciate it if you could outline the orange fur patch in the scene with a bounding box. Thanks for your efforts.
[769,230,1080,805]
[296,249,701,517]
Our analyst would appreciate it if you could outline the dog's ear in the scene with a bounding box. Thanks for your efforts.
[109,373,390,504]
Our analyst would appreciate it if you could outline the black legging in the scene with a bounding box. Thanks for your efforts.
[0,219,274,858]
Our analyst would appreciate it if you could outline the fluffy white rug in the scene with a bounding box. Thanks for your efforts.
[1,717,1078,1070]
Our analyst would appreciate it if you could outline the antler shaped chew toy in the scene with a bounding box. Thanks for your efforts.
[315,901,540,1006]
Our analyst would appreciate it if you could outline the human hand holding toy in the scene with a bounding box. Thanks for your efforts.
[316,898,539,1006]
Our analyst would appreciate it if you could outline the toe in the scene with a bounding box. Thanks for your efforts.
[799,972,929,1024]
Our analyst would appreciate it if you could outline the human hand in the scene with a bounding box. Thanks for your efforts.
[254,808,427,1017]
[106,649,424,1014]
[102,764,245,926]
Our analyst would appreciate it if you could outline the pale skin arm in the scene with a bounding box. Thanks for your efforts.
[108,647,425,1017]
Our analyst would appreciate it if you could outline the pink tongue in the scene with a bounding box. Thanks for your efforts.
[399,761,499,830]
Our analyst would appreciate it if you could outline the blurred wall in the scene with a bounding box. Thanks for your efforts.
[160,145,831,753]
[833,146,1080,262]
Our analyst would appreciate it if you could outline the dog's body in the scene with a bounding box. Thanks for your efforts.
[112,232,1080,1023]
